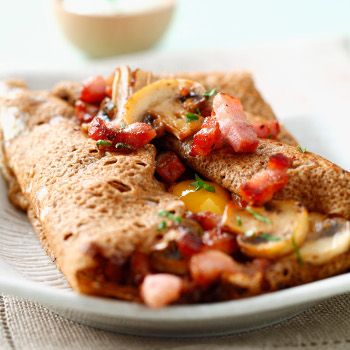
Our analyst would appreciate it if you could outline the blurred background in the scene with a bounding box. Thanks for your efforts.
[0,0,349,66]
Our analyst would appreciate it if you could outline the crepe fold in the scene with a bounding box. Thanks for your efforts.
[164,136,350,219]
[0,87,185,297]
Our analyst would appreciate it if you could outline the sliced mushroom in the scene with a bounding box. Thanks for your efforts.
[132,69,152,92]
[121,79,206,140]
[298,213,350,265]
[112,66,132,122]
[150,240,189,275]
[222,200,309,259]
[111,66,153,123]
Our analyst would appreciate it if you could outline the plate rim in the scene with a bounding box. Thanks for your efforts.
[1,271,350,322]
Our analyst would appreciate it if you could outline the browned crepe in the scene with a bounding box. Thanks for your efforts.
[0,87,184,297]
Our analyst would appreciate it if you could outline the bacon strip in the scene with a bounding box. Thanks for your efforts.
[240,153,293,205]
[213,93,259,153]
[253,121,280,140]
[140,274,183,308]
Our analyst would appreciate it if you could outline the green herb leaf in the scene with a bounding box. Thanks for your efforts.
[236,216,242,227]
[157,210,183,224]
[203,88,217,97]
[190,174,215,193]
[120,122,127,130]
[245,207,272,224]
[96,140,112,148]
[244,230,255,237]
[297,145,307,153]
[260,233,282,241]
[268,134,273,139]
[157,220,167,230]
[292,231,304,266]
[115,143,131,149]
[195,108,202,116]
[185,113,199,122]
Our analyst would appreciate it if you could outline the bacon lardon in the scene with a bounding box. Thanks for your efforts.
[156,151,185,184]
[140,274,183,308]
[189,250,239,287]
[80,75,107,104]
[88,117,156,150]
[253,120,280,140]
[213,93,259,153]
[240,153,293,205]
[189,116,224,156]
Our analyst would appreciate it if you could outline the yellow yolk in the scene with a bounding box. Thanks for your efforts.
[169,180,231,215]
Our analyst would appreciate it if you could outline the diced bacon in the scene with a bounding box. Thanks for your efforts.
[75,100,99,123]
[118,123,157,149]
[176,231,203,257]
[88,117,156,150]
[88,116,111,141]
[253,121,280,139]
[140,274,183,308]
[156,151,185,184]
[240,153,293,205]
[189,250,239,287]
[189,116,224,156]
[241,172,288,205]
[183,211,199,222]
[201,229,237,255]
[213,93,259,153]
[130,251,151,285]
[80,76,107,104]
[200,106,213,118]
[268,153,293,171]
[196,211,222,230]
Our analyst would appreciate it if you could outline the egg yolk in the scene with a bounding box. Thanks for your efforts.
[169,180,231,215]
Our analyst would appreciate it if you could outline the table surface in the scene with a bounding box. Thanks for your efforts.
[0,0,350,66]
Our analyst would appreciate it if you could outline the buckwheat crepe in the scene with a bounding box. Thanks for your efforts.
[0,84,184,298]
[0,72,349,304]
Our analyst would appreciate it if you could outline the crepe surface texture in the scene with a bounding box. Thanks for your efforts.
[0,87,185,297]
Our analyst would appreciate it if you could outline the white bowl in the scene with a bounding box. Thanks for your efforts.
[53,0,176,57]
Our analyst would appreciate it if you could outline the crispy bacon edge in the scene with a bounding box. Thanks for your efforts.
[240,153,293,205]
